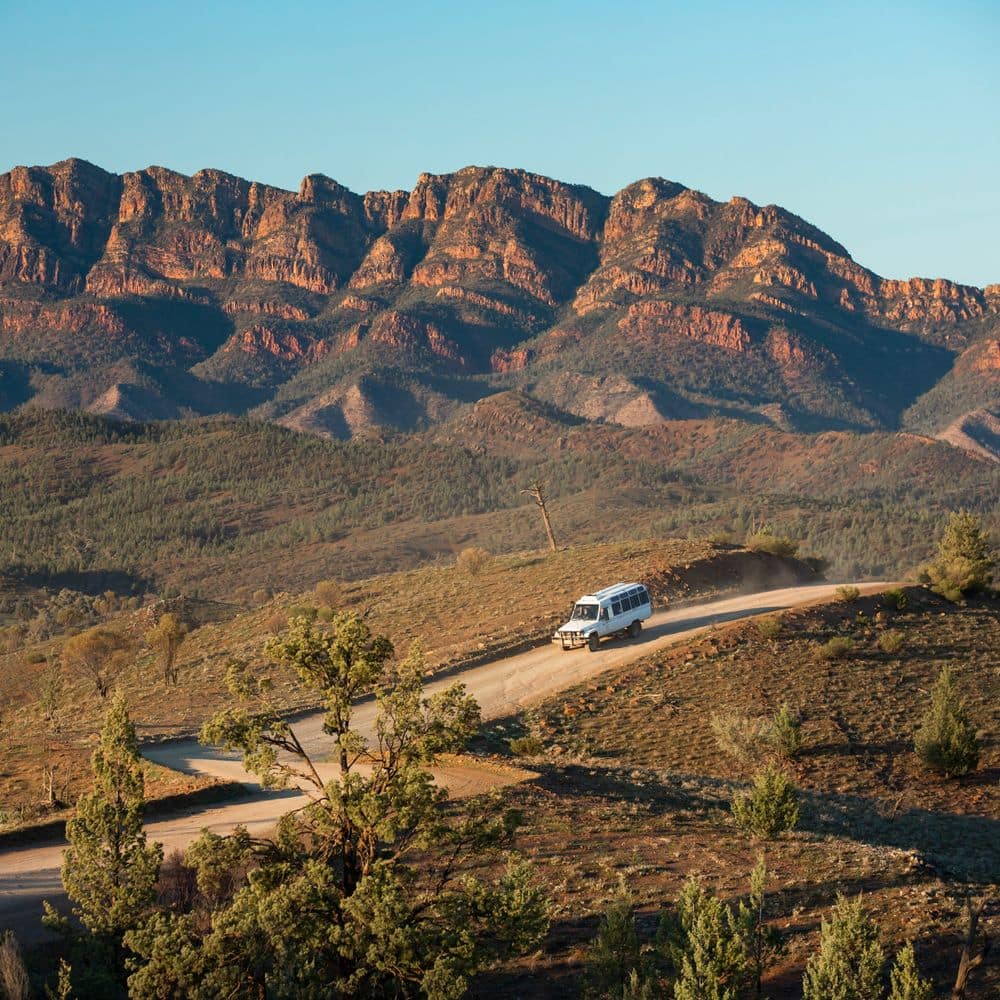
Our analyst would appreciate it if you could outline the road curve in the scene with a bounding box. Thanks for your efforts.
[0,581,892,939]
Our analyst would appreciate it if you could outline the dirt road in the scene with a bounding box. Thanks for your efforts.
[0,581,890,939]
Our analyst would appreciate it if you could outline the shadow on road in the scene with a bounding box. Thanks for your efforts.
[594,605,786,652]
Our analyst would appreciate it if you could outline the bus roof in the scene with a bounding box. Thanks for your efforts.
[580,582,646,603]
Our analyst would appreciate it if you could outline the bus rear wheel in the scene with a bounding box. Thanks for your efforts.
[628,620,641,638]
[588,632,600,652]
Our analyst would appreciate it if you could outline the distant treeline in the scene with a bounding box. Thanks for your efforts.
[1,409,997,597]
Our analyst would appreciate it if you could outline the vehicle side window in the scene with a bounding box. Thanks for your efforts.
[612,601,622,615]
[600,607,609,620]
[639,588,650,605]
[627,594,637,609]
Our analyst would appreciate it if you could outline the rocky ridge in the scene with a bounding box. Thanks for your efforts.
[1,158,997,439]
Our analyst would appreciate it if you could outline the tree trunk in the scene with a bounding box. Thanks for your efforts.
[539,502,557,552]
[951,896,988,1000]
[522,481,557,551]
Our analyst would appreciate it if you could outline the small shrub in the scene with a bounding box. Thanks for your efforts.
[883,587,909,611]
[919,562,974,602]
[887,942,933,1000]
[312,580,342,608]
[55,606,83,627]
[455,546,492,576]
[103,590,120,613]
[835,585,861,603]
[252,588,271,606]
[731,764,799,838]
[509,734,544,757]
[286,604,318,622]
[755,617,783,641]
[710,711,771,764]
[707,530,734,546]
[914,666,980,777]
[877,629,905,654]
[746,531,798,558]
[1,625,28,653]
[264,611,288,634]
[24,650,46,664]
[769,703,803,759]
[815,636,854,661]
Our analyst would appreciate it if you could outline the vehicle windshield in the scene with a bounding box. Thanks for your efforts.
[572,603,599,621]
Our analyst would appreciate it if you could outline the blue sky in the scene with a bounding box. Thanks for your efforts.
[2,0,997,285]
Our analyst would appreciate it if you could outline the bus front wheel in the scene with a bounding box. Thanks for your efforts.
[588,632,600,652]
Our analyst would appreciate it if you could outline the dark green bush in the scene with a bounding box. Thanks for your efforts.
[883,587,909,611]
[769,703,803,759]
[914,666,980,777]
[919,511,995,601]
[731,764,799,839]
[508,734,544,757]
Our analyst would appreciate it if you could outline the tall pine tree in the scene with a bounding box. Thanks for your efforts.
[59,691,163,946]
[802,895,884,1000]
[921,510,995,600]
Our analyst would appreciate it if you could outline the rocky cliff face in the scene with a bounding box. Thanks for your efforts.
[0,159,122,290]
[0,157,995,438]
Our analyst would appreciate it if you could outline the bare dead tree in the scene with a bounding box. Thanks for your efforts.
[40,763,67,808]
[952,894,990,1000]
[521,479,557,552]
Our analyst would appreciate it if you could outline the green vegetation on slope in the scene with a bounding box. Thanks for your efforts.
[2,408,999,600]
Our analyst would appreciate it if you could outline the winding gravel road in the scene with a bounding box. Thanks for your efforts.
[0,581,891,939]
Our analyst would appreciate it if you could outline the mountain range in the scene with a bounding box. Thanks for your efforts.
[1,157,998,452]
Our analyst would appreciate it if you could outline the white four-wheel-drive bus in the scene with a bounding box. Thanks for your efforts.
[554,582,653,651]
